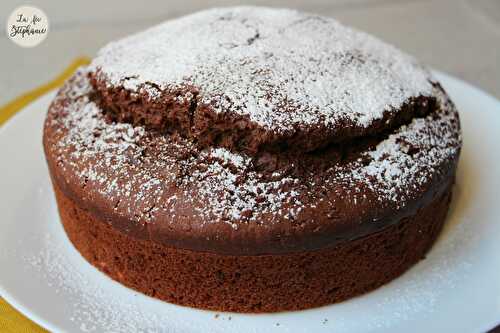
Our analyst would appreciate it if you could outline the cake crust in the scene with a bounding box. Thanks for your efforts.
[43,6,462,312]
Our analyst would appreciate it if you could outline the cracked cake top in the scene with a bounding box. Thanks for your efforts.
[43,7,461,254]
[89,6,435,153]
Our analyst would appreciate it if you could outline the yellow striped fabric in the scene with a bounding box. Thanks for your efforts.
[0,57,90,126]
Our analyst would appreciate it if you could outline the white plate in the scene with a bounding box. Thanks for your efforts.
[1,72,499,333]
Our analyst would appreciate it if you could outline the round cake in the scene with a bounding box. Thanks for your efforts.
[43,7,461,312]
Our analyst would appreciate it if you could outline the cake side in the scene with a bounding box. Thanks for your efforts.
[54,177,452,312]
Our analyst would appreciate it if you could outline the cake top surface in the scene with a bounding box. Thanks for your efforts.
[89,6,434,138]
[44,7,461,254]
[44,69,461,254]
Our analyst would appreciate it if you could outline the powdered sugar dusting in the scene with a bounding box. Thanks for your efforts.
[23,233,169,332]
[210,147,249,169]
[46,69,460,231]
[47,71,306,227]
[188,149,301,223]
[90,6,434,134]
[346,88,460,205]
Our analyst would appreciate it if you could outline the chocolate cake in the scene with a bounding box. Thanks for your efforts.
[43,7,462,312]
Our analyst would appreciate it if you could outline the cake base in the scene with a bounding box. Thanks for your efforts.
[54,182,451,313]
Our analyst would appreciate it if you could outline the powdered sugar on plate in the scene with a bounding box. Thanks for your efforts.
[23,232,180,332]
[90,6,434,134]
